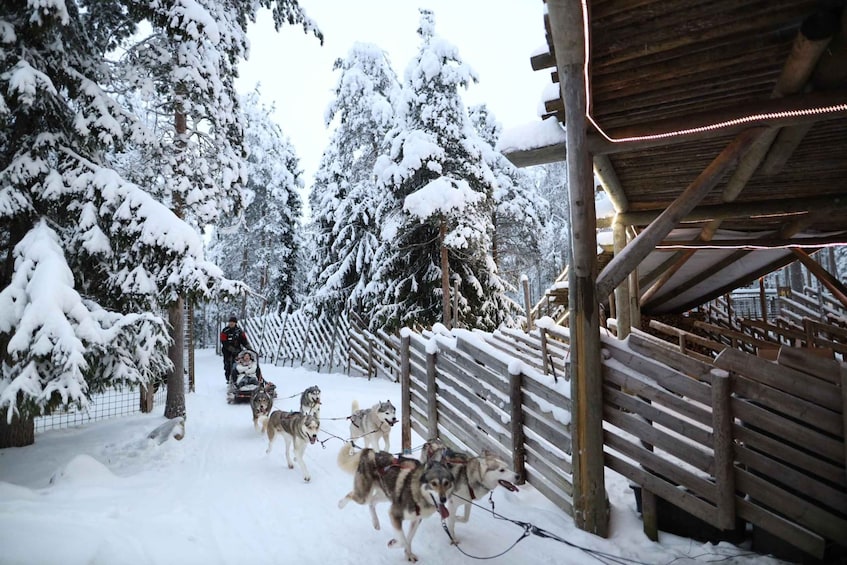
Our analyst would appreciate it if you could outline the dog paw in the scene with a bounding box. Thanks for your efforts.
[304,476,311,482]
[387,539,397,548]
[405,551,418,562]
[287,463,294,469]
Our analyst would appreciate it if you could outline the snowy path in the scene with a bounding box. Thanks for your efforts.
[0,349,784,565]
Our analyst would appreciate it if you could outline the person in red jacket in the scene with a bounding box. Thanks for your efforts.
[220,316,249,383]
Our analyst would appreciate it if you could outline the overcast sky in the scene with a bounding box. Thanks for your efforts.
[236,1,550,186]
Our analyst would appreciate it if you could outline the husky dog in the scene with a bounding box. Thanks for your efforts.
[421,439,520,544]
[338,446,454,562]
[250,383,274,432]
[348,399,397,453]
[264,410,321,482]
[299,385,321,417]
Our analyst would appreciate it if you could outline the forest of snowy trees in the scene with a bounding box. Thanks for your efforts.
[0,2,573,447]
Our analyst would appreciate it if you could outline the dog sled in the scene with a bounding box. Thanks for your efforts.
[227,348,276,404]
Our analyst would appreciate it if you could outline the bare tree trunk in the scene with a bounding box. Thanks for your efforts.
[0,408,34,448]
[164,296,186,419]
[439,220,451,328]
[187,303,195,393]
[165,106,187,420]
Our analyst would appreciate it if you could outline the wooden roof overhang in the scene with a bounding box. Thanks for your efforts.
[507,0,847,315]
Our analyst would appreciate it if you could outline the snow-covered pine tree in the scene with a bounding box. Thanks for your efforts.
[529,161,572,300]
[469,104,549,301]
[307,43,399,319]
[207,88,303,313]
[0,0,242,445]
[110,0,319,418]
[366,10,521,333]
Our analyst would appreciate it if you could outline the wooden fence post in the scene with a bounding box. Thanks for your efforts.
[272,300,292,366]
[509,367,526,483]
[711,368,736,530]
[426,348,438,440]
[401,333,411,453]
[540,328,550,375]
[522,276,533,332]
[367,338,374,380]
[841,368,847,480]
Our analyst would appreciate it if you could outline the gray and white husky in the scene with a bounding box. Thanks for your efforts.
[347,399,397,453]
[299,385,321,417]
[250,383,274,432]
[263,410,320,482]
[421,439,520,544]
[337,445,454,562]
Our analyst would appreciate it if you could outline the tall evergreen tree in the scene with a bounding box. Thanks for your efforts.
[366,10,520,333]
[529,162,571,301]
[469,104,548,299]
[307,43,398,318]
[110,0,319,418]
[0,0,319,443]
[207,89,303,314]
[0,0,199,444]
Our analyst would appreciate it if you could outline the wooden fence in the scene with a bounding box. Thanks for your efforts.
[237,299,845,559]
[241,307,400,380]
[400,326,574,515]
[398,320,847,560]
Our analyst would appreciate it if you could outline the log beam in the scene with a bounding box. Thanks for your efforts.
[548,0,608,537]
[502,89,847,167]
[790,249,847,310]
[596,127,765,301]
[614,194,847,227]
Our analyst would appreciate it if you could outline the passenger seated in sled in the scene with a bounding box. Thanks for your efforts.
[232,349,262,387]
[229,349,276,398]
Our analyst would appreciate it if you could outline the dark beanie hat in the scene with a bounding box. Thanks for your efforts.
[229,316,237,322]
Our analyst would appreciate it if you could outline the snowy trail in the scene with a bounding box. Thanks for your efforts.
[0,349,783,565]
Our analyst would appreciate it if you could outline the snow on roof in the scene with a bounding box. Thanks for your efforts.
[495,116,566,154]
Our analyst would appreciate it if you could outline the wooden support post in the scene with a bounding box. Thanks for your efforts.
[522,276,533,332]
[425,348,438,440]
[400,334,411,453]
[140,383,154,413]
[759,277,768,323]
[641,490,659,541]
[548,0,607,537]
[612,219,631,339]
[841,368,847,481]
[711,369,736,530]
[509,367,527,484]
[540,328,550,376]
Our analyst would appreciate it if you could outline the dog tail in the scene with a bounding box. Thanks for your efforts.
[337,443,364,474]
[351,399,359,413]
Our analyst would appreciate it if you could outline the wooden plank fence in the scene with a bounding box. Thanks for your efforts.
[239,299,846,560]
[397,319,847,560]
[241,307,400,380]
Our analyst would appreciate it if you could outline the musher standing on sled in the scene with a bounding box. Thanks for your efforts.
[220,316,250,383]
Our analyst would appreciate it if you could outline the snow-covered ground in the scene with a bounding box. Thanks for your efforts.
[0,349,788,565]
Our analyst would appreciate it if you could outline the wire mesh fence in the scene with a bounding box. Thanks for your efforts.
[34,384,169,433]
